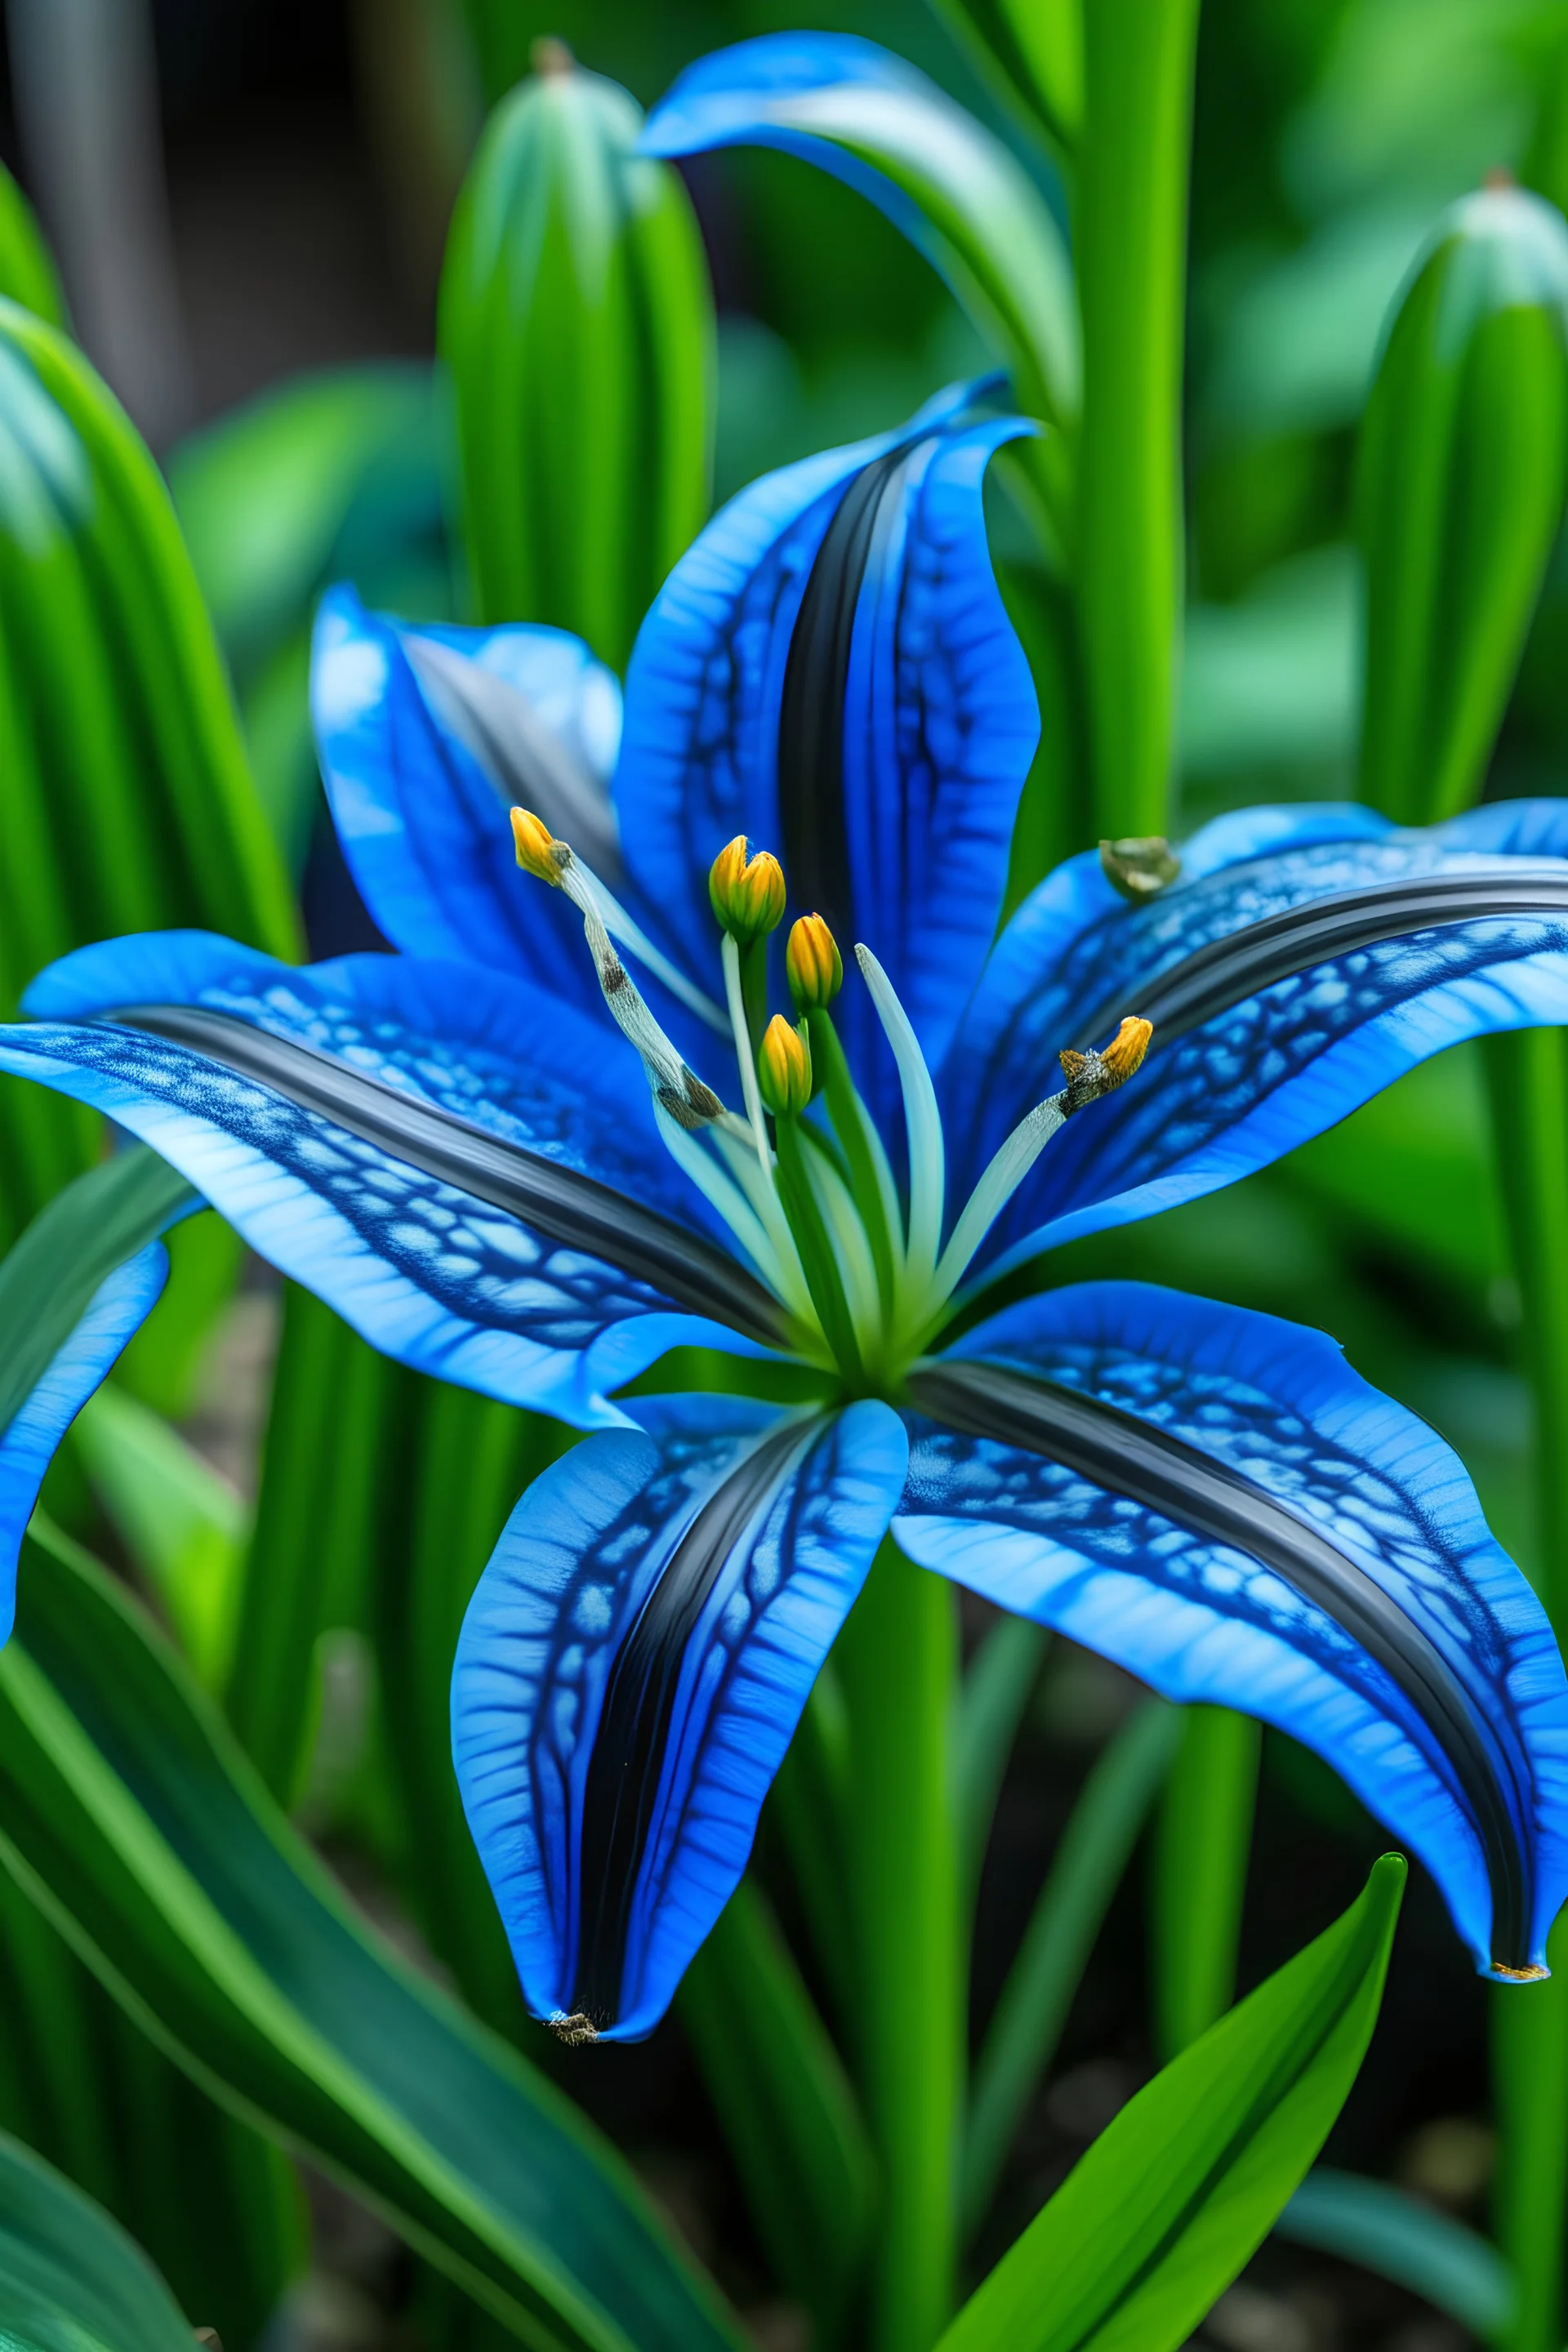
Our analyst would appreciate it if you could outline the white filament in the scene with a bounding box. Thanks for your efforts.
[854,946,945,1298]
[926,1094,1066,1307]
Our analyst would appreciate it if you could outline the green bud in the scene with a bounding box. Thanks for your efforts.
[1356,185,1568,825]
[438,47,715,670]
[709,837,786,946]
[757,1016,813,1119]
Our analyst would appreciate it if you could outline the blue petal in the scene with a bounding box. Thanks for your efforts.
[617,393,1037,1122]
[942,800,1568,1274]
[311,586,621,1014]
[7,935,770,1428]
[899,1281,1568,1976]
[0,1244,167,1644]
[453,1392,907,2038]
[643,35,944,253]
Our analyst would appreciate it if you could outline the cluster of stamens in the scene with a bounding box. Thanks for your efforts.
[510,806,1151,1387]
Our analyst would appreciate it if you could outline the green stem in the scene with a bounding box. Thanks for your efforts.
[1486,1028,1568,2352]
[837,1540,963,2352]
[1494,1917,1568,2352]
[1151,1704,1261,2059]
[1076,0,1201,839]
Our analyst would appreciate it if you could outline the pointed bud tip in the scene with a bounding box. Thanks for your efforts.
[709,835,786,944]
[757,1013,813,1117]
[511,806,569,885]
[1100,836,1180,902]
[786,914,843,1010]
[532,35,577,75]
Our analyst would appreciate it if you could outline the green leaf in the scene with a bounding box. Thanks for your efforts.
[955,1613,1050,1911]
[679,1879,875,2341]
[0,2121,196,2352]
[1275,2167,1514,2338]
[73,1384,247,1690]
[1357,185,1568,825]
[0,1517,746,2352]
[0,1150,194,1443]
[0,171,66,327]
[963,1699,1178,2238]
[938,1854,1405,2352]
[439,55,714,666]
[225,1285,413,1803]
[0,1868,303,2352]
[0,302,299,1256]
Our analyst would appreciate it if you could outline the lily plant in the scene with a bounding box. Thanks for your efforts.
[5,383,1568,2051]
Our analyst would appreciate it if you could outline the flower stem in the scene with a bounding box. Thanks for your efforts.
[836,1539,962,2352]
[1075,0,1201,838]
[1486,1027,1568,2352]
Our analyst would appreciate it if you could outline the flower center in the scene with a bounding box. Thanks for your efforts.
[509,807,1150,1389]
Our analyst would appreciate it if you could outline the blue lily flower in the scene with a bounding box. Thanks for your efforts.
[4,388,1568,2044]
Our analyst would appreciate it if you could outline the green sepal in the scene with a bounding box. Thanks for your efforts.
[439,52,714,667]
[1356,185,1568,826]
[937,1855,1405,2352]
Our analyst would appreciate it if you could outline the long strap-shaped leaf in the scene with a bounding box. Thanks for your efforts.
[937,1855,1405,2352]
[0,1148,194,1440]
[0,1519,746,2352]
[0,2121,195,2352]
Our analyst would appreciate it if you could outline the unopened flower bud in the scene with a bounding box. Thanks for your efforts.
[757,1015,813,1117]
[512,806,569,885]
[786,914,843,1010]
[709,835,786,944]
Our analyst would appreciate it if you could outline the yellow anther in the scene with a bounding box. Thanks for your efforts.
[511,806,570,885]
[1058,1016,1153,1116]
[757,1015,813,1118]
[786,914,843,1011]
[1099,836,1180,902]
[709,836,786,945]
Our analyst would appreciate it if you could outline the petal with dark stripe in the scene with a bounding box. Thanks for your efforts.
[939,800,1568,1275]
[3,933,780,1428]
[0,1244,167,1643]
[452,1393,906,2039]
[617,390,1037,1124]
[899,1283,1568,1976]
[311,586,626,1009]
